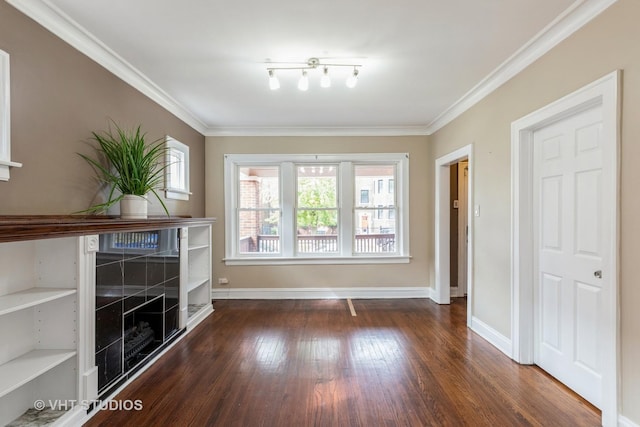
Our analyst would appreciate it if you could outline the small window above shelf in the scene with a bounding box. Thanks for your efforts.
[0,50,21,182]
[164,136,190,201]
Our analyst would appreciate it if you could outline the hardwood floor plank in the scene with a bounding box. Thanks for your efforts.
[84,298,600,426]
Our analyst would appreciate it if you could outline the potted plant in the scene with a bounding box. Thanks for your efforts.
[79,122,169,219]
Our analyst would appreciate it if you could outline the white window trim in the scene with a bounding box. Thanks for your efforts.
[0,50,22,181]
[224,153,410,265]
[164,136,190,200]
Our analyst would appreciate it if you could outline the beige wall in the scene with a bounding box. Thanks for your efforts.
[0,2,205,216]
[205,136,430,289]
[429,0,640,421]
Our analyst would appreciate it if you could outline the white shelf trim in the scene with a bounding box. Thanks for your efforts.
[0,288,77,317]
[0,349,76,398]
[187,244,209,251]
[187,277,209,293]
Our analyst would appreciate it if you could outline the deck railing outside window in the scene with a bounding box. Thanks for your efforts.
[239,234,395,254]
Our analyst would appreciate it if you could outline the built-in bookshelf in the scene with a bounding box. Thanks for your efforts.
[0,236,87,426]
[0,216,215,426]
[181,224,213,331]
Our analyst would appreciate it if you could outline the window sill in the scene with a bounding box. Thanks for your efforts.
[224,255,411,266]
[164,189,190,201]
[0,160,22,181]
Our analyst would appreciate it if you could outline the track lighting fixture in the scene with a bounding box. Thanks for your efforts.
[266,57,361,91]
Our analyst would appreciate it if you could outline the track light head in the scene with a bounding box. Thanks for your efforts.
[268,69,280,90]
[298,70,309,91]
[320,66,331,88]
[346,67,359,88]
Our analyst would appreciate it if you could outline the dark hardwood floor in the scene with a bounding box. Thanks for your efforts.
[84,298,600,426]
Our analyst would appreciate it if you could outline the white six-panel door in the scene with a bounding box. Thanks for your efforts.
[533,104,605,408]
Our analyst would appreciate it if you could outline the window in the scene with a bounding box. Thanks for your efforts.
[238,165,280,254]
[0,50,21,181]
[297,165,338,253]
[224,153,409,264]
[389,179,394,194]
[164,136,190,200]
[377,179,383,193]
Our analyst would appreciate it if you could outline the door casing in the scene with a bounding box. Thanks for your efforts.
[510,71,620,426]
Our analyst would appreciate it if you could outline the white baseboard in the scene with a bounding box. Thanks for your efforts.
[469,316,512,358]
[619,415,640,427]
[212,286,432,300]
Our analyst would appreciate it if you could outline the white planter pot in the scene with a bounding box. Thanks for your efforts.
[120,195,148,219]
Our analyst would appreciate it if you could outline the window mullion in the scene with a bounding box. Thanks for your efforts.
[281,162,295,257]
[339,162,354,256]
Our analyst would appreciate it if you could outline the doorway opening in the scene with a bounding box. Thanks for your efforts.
[434,144,473,327]
[449,161,469,299]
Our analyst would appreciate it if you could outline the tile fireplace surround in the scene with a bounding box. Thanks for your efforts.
[95,228,182,396]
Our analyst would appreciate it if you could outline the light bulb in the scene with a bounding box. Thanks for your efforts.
[268,70,280,90]
[298,70,309,91]
[346,68,359,88]
[320,67,331,88]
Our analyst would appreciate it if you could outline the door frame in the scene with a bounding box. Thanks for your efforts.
[434,144,474,325]
[510,71,620,426]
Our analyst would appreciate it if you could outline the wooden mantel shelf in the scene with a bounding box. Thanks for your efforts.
[0,215,216,243]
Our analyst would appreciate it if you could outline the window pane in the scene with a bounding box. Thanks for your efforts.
[238,166,280,254]
[297,209,338,253]
[354,209,396,253]
[239,209,280,253]
[354,165,395,208]
[297,165,337,208]
[239,166,279,208]
[168,148,185,190]
[296,165,338,253]
[354,164,397,253]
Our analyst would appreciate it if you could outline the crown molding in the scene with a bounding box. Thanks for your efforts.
[204,125,430,137]
[425,0,619,135]
[6,0,208,134]
[6,0,618,138]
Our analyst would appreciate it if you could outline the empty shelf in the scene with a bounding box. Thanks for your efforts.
[0,349,76,398]
[0,288,76,317]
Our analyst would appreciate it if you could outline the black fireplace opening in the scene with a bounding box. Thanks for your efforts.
[124,295,164,371]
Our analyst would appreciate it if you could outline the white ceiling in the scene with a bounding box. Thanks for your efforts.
[12,0,613,135]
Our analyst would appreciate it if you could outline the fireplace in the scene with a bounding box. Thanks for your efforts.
[95,228,183,397]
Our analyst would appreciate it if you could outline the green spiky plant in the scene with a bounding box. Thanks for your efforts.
[78,121,170,216]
